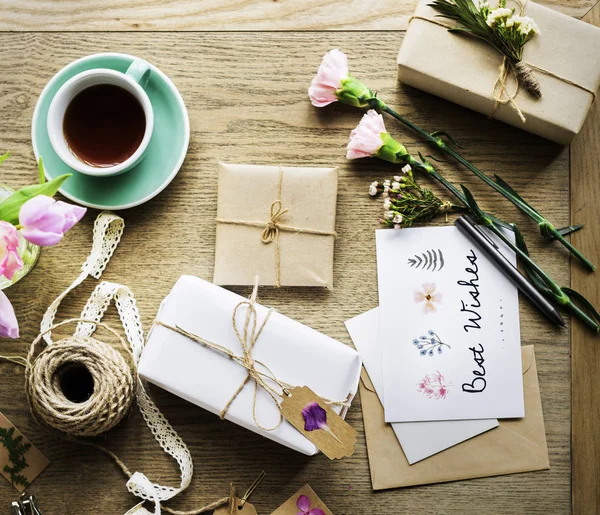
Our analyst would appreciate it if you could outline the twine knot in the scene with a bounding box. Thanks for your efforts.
[260,200,289,244]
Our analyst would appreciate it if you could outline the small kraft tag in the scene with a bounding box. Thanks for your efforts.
[213,497,258,515]
[280,386,356,460]
[0,412,49,492]
[270,484,334,515]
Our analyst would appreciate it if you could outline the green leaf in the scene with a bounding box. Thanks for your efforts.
[512,223,553,296]
[0,173,72,225]
[494,175,542,217]
[556,224,584,237]
[459,185,488,224]
[0,151,9,166]
[38,157,45,184]
[562,287,600,324]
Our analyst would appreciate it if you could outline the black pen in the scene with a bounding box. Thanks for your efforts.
[455,215,566,327]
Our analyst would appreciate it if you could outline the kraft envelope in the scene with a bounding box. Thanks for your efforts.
[361,345,549,489]
[213,163,338,289]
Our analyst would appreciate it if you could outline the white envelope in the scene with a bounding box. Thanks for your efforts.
[345,308,498,464]
[138,275,362,455]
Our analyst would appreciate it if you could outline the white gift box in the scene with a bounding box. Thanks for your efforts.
[138,275,362,455]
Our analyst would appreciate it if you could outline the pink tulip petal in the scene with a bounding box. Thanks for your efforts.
[296,495,311,511]
[19,195,86,247]
[0,222,23,280]
[18,195,55,227]
[310,509,326,515]
[0,290,19,339]
[20,228,64,247]
[53,201,86,232]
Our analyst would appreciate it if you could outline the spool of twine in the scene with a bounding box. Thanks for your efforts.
[24,318,137,437]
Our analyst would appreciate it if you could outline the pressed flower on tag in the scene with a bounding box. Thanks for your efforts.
[302,402,342,444]
[280,386,356,460]
[296,495,325,515]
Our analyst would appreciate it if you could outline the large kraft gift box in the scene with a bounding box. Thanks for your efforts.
[397,0,600,144]
[213,163,338,289]
[138,275,362,455]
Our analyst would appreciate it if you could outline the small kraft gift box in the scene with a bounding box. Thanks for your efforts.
[138,275,362,455]
[213,163,338,289]
[397,0,600,144]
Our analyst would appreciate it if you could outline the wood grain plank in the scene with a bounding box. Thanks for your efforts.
[0,32,571,514]
[0,0,596,31]
[570,2,600,514]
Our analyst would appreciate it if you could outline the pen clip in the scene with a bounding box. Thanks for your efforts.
[464,216,501,251]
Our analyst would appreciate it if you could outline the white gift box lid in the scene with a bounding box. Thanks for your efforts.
[138,275,362,455]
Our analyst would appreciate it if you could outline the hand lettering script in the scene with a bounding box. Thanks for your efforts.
[458,250,486,393]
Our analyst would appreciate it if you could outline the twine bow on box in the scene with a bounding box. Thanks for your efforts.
[153,278,351,432]
[216,167,337,287]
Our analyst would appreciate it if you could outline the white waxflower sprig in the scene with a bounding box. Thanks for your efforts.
[368,165,458,229]
[430,0,542,97]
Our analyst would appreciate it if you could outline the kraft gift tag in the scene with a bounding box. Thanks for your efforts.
[270,484,333,515]
[0,412,49,492]
[214,497,258,515]
[280,386,356,460]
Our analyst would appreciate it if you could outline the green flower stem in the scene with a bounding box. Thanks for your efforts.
[369,98,595,271]
[406,156,510,230]
[484,219,599,332]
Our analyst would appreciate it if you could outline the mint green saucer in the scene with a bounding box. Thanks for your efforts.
[32,53,189,210]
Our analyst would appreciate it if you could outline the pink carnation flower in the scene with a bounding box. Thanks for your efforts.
[346,109,386,159]
[0,221,22,280]
[0,290,18,339]
[308,49,349,107]
[19,195,86,247]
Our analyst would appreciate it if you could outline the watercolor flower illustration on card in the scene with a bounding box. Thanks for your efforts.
[417,371,449,399]
[296,495,326,515]
[414,282,443,314]
[413,330,451,356]
[302,402,342,444]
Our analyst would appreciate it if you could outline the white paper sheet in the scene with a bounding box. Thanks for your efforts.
[346,308,498,464]
[377,226,523,422]
[139,275,362,455]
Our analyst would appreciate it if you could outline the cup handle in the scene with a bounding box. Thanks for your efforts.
[125,58,152,89]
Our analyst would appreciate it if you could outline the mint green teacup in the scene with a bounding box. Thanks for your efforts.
[47,58,153,177]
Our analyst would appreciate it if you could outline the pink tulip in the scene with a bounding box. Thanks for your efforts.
[0,290,18,338]
[19,195,86,247]
[0,221,23,280]
[346,110,387,159]
[308,49,349,107]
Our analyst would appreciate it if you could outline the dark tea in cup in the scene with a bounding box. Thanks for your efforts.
[63,84,146,168]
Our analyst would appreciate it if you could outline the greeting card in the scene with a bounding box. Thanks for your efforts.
[376,226,523,422]
[345,308,498,464]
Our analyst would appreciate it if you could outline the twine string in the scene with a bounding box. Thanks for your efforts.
[407,11,597,121]
[216,167,336,287]
[154,280,350,432]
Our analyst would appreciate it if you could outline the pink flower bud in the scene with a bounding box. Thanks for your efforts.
[0,290,18,339]
[308,49,349,107]
[19,195,86,247]
[346,110,386,159]
[0,221,22,280]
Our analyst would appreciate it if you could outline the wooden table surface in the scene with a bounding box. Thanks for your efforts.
[0,1,598,514]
